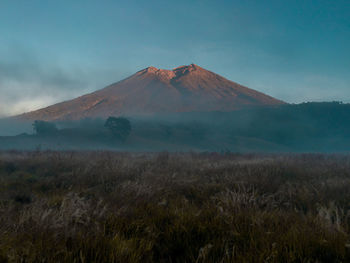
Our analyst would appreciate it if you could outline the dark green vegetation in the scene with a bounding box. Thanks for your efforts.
[1,102,350,152]
[1,151,350,262]
[104,117,132,142]
[32,120,58,136]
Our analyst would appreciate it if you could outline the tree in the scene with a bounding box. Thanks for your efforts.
[104,117,131,141]
[33,120,58,135]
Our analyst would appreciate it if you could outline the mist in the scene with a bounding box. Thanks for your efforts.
[1,102,350,152]
[0,118,33,136]
[0,46,125,118]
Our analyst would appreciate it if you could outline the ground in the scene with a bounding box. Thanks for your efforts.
[0,151,350,262]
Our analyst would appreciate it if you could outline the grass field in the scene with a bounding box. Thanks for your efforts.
[1,151,350,262]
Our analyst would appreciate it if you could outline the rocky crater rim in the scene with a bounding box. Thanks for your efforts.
[139,64,204,80]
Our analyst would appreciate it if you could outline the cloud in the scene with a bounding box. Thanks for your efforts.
[0,47,96,117]
[0,88,58,117]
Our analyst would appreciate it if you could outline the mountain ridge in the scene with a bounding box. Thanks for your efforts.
[18,64,286,121]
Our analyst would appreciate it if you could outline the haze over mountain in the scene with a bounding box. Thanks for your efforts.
[19,64,285,121]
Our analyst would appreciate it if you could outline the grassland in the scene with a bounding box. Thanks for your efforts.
[1,151,350,262]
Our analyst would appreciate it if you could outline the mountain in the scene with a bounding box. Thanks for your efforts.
[19,64,285,121]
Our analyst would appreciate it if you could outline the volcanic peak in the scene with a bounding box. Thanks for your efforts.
[173,63,198,71]
[139,64,203,81]
[18,63,285,121]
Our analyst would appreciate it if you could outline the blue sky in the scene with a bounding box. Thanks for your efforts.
[0,0,349,116]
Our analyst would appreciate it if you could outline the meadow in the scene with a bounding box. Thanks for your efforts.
[1,151,350,262]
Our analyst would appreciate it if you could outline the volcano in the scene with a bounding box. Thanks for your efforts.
[19,64,285,121]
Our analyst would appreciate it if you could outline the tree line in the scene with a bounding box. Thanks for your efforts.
[33,117,132,142]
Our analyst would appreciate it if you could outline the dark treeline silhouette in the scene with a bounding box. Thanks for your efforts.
[129,102,350,152]
[1,102,350,151]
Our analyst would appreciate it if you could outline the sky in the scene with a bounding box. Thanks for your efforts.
[0,0,349,117]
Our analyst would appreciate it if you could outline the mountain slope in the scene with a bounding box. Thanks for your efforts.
[19,64,285,121]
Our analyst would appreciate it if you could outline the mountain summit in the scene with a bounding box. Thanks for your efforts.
[20,64,285,121]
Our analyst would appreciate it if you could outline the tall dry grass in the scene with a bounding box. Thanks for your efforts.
[0,151,350,262]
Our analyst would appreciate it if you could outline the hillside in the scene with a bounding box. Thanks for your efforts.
[19,64,285,121]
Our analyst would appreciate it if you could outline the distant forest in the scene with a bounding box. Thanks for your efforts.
[1,102,350,152]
